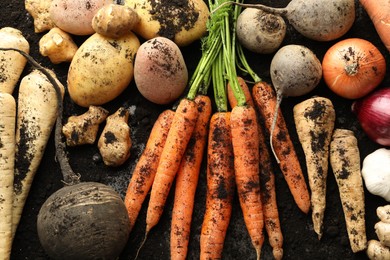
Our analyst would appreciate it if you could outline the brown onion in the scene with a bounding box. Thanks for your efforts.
[352,87,390,146]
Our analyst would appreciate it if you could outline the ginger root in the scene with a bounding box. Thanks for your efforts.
[25,0,55,33]
[39,28,78,64]
[98,107,132,167]
[62,106,109,146]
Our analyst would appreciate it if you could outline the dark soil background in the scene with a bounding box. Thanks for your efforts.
[2,0,389,259]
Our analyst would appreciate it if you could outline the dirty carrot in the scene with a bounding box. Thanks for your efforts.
[12,69,65,237]
[330,129,367,253]
[170,95,212,260]
[360,0,390,52]
[145,98,199,232]
[200,111,235,260]
[252,81,311,214]
[0,93,16,260]
[124,109,175,231]
[227,76,254,108]
[228,76,284,260]
[293,97,335,239]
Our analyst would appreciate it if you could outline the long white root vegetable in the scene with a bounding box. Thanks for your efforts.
[330,129,367,253]
[12,69,64,237]
[293,97,335,239]
[0,93,16,260]
[0,27,30,94]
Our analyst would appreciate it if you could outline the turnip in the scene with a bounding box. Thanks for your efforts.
[222,0,355,41]
[236,8,286,54]
[269,44,322,162]
[0,48,131,260]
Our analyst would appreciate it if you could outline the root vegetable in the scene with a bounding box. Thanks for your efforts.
[236,8,286,54]
[62,106,109,147]
[124,109,174,232]
[367,240,390,260]
[0,27,30,94]
[268,44,322,162]
[98,107,132,167]
[330,129,367,253]
[293,97,336,239]
[0,93,16,260]
[375,221,390,247]
[124,0,209,46]
[360,0,390,53]
[225,0,355,41]
[12,69,65,237]
[25,0,56,33]
[134,37,188,105]
[377,205,390,223]
[67,31,140,107]
[39,27,78,64]
[92,4,140,38]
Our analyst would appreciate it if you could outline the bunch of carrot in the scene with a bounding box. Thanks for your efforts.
[123,1,312,259]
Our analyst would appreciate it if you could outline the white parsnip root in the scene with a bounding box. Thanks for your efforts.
[293,97,335,239]
[0,27,30,94]
[98,107,132,167]
[330,129,367,253]
[62,106,109,146]
[39,28,78,64]
[12,69,65,237]
[0,93,16,260]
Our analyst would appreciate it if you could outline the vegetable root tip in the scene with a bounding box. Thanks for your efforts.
[134,231,148,260]
[273,248,283,260]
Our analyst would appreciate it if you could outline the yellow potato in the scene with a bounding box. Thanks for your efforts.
[67,32,140,107]
[124,0,209,47]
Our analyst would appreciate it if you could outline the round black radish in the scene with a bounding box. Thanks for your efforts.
[37,182,131,260]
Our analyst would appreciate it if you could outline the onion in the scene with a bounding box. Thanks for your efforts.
[352,87,390,146]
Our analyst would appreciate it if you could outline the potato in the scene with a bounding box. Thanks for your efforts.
[67,32,140,107]
[124,0,209,47]
[134,37,188,105]
[50,0,112,35]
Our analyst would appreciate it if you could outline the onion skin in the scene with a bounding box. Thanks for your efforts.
[352,88,390,146]
[322,38,386,99]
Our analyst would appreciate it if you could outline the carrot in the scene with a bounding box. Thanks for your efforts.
[329,129,367,253]
[360,0,390,52]
[252,81,311,214]
[229,78,284,259]
[124,109,175,231]
[293,97,336,239]
[170,95,212,260]
[0,93,16,260]
[146,98,199,232]
[200,111,235,260]
[12,69,65,237]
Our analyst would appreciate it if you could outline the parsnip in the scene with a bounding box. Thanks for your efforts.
[0,93,16,260]
[293,96,335,239]
[12,69,65,237]
[330,129,367,253]
[0,27,30,94]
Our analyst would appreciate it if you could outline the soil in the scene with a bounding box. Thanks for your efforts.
[2,0,389,259]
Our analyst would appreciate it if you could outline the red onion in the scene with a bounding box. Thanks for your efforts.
[352,88,390,146]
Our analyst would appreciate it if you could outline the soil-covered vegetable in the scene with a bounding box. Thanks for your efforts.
[124,0,209,46]
[37,182,131,260]
[67,32,140,107]
[134,37,188,105]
